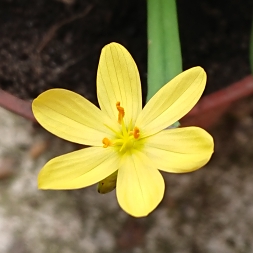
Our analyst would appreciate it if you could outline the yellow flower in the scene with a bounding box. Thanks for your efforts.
[32,42,214,217]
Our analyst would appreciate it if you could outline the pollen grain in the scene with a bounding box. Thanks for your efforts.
[102,137,111,148]
[116,102,125,124]
[133,127,140,139]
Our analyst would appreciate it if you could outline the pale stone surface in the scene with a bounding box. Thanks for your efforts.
[0,107,118,253]
[0,98,253,253]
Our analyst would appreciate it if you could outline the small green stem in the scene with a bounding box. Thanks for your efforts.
[147,0,182,101]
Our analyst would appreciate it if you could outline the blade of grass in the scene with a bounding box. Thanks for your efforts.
[147,0,182,101]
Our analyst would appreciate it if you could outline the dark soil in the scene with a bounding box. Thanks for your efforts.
[0,0,252,102]
[178,0,253,95]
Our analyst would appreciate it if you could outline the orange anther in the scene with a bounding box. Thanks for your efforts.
[133,127,140,139]
[116,101,125,124]
[102,137,111,148]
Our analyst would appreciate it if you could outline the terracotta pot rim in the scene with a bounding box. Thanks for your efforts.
[0,89,36,122]
[1,74,253,124]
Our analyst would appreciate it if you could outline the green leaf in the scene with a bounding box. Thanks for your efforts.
[147,0,182,101]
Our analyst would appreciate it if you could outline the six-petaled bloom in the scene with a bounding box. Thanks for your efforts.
[32,42,214,217]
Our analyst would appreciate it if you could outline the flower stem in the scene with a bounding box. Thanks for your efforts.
[147,0,182,101]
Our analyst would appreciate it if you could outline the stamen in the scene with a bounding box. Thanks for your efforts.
[133,127,140,139]
[102,137,111,148]
[116,102,125,124]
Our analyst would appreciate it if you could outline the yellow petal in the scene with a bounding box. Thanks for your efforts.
[97,43,142,127]
[38,147,119,189]
[116,150,165,217]
[32,89,119,146]
[138,127,214,173]
[136,67,206,137]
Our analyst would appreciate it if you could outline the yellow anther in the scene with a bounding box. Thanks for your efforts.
[116,101,125,124]
[102,137,111,148]
[133,127,140,139]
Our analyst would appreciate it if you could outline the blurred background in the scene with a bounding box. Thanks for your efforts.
[0,0,253,252]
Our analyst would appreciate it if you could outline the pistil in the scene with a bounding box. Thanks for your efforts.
[102,102,140,152]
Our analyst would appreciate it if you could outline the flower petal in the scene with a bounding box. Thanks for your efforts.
[97,43,142,127]
[138,127,214,173]
[136,67,206,137]
[38,147,119,189]
[32,89,119,146]
[116,150,165,217]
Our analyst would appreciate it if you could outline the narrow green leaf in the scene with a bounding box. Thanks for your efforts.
[147,0,182,101]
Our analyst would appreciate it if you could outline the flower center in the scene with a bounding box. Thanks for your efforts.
[102,102,140,153]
